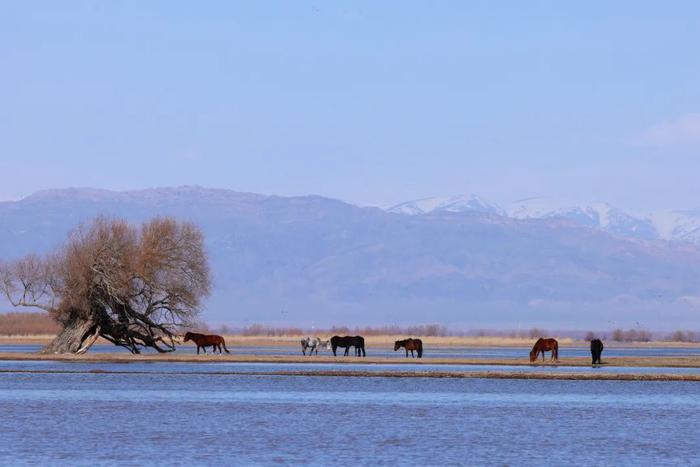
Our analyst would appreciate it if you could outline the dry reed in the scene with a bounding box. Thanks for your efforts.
[0,312,59,336]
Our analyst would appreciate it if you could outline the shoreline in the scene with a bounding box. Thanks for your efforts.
[3,334,700,348]
[3,352,700,368]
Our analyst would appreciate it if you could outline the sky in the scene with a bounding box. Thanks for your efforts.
[1,1,700,212]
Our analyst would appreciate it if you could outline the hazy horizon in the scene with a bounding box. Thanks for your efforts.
[3,184,700,218]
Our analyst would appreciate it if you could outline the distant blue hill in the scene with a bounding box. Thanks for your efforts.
[2,186,699,330]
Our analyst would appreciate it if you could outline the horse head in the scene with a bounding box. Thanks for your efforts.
[322,340,331,350]
[183,332,192,343]
[529,348,537,362]
[394,340,401,351]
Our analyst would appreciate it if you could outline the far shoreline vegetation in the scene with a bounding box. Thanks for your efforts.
[1,311,699,345]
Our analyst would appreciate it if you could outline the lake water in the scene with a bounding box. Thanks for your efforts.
[1,361,700,466]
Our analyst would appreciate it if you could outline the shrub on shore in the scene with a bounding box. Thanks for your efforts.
[611,328,652,342]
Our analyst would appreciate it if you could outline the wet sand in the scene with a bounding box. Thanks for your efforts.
[3,351,700,368]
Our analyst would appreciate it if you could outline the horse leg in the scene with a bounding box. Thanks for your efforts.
[344,346,349,356]
[411,350,415,358]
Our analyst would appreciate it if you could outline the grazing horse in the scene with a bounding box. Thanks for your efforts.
[183,332,230,354]
[300,337,330,356]
[330,335,366,357]
[590,338,604,364]
[394,338,423,358]
[529,337,558,362]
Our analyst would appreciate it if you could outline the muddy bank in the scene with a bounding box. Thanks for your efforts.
[3,352,700,368]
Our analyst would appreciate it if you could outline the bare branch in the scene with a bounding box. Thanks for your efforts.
[5,216,211,354]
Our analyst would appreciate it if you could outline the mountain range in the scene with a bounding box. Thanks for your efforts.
[388,194,700,244]
[2,187,700,330]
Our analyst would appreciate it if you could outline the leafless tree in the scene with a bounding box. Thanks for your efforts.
[0,217,210,354]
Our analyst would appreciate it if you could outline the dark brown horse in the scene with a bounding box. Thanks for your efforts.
[183,332,230,354]
[330,335,366,357]
[590,338,604,364]
[529,337,558,362]
[394,338,423,358]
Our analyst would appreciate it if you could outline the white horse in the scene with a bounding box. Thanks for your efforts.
[300,337,331,356]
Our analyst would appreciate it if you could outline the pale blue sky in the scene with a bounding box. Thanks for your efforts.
[1,1,699,210]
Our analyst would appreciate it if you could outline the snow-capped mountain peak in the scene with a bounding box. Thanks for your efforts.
[648,210,700,243]
[387,194,505,216]
[387,194,662,241]
[509,198,658,239]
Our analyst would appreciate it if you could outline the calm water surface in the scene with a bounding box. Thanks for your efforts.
[1,362,699,466]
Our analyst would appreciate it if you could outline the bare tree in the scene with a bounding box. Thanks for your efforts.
[0,217,210,354]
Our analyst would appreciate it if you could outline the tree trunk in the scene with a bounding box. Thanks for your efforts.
[41,317,101,354]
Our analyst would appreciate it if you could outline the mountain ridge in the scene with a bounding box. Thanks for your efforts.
[2,186,700,330]
[389,193,700,245]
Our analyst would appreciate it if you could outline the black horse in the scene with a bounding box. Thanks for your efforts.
[330,335,366,357]
[590,338,604,364]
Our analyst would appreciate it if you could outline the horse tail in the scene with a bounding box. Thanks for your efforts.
[417,340,423,358]
[221,337,230,354]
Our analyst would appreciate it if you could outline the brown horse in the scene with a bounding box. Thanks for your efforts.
[394,338,423,358]
[529,338,558,362]
[183,332,230,354]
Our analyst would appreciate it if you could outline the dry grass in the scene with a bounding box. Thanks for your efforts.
[0,312,59,336]
[0,334,580,347]
[3,313,700,350]
[5,333,700,349]
[3,352,700,369]
[216,335,700,348]
[228,323,450,337]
